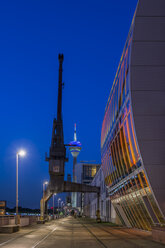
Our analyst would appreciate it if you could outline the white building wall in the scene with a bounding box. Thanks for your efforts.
[84,167,116,222]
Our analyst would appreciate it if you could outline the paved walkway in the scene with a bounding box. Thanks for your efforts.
[0,216,164,248]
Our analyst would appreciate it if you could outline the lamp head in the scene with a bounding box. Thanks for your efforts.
[18,150,26,157]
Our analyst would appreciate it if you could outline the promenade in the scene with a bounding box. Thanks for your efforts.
[0,216,164,248]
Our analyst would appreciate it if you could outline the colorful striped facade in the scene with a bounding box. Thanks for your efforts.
[101,0,165,230]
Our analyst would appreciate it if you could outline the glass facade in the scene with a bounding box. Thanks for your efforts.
[82,164,100,183]
[101,12,165,230]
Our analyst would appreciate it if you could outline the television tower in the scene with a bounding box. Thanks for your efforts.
[69,124,81,207]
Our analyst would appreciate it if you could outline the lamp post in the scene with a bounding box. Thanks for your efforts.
[61,201,63,211]
[53,193,56,219]
[43,181,48,220]
[58,198,61,218]
[15,150,26,225]
[61,201,64,216]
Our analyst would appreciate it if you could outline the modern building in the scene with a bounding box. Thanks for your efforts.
[69,124,81,207]
[75,162,100,211]
[83,167,114,222]
[101,0,165,230]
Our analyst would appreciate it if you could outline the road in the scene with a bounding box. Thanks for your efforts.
[0,216,164,248]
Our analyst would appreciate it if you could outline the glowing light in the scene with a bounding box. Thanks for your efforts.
[18,150,26,157]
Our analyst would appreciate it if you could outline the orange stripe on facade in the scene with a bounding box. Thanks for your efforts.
[108,147,114,186]
[142,172,150,188]
[125,118,136,165]
[111,144,120,181]
[119,127,130,173]
[122,124,132,168]
[130,113,139,157]
[109,148,116,185]
[113,139,122,178]
[137,174,146,195]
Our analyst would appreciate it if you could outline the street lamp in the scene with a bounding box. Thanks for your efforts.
[61,201,64,215]
[43,181,48,220]
[15,150,26,225]
[58,198,61,218]
[53,193,56,219]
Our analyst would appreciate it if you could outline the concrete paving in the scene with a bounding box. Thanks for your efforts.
[0,216,164,248]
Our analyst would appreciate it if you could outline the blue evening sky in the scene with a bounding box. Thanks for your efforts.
[0,0,137,209]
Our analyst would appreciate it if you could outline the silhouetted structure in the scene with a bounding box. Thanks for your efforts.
[46,54,68,193]
[40,55,100,221]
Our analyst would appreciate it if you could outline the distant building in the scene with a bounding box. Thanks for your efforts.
[75,162,100,211]
[83,167,113,222]
[101,0,165,230]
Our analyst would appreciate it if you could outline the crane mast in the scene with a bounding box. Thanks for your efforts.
[46,54,67,192]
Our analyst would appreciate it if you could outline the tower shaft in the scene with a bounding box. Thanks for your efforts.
[74,123,77,141]
[50,54,64,148]
[57,54,63,123]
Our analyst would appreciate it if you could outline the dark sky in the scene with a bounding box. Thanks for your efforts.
[0,0,137,209]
